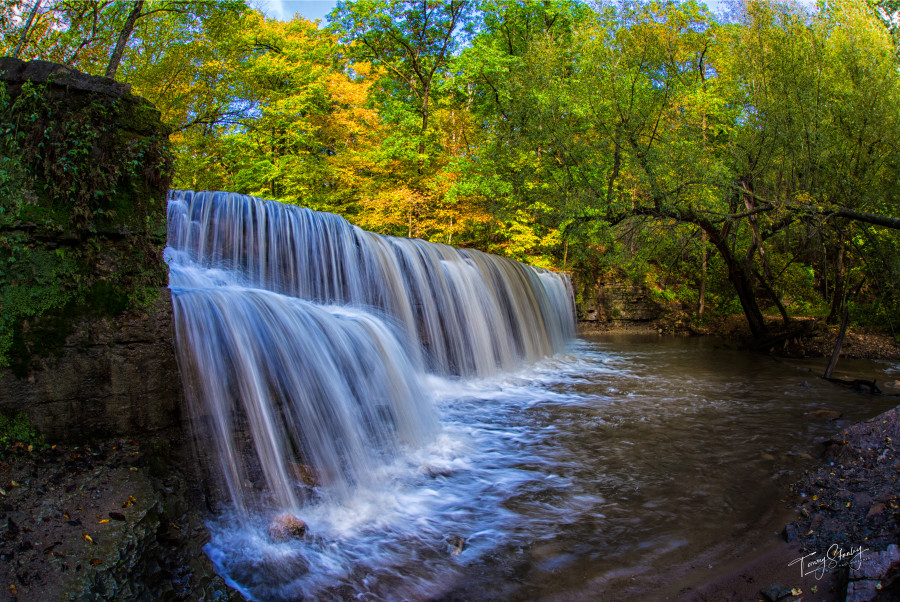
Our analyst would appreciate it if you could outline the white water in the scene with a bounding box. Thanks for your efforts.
[166,190,577,598]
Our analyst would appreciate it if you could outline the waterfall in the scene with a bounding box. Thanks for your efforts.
[166,189,575,513]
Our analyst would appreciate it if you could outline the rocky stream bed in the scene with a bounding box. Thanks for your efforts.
[0,432,238,601]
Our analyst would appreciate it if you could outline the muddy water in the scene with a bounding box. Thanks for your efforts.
[204,334,899,601]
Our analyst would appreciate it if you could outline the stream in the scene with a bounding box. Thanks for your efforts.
[204,334,900,600]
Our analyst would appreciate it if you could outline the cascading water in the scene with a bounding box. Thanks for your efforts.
[166,190,577,598]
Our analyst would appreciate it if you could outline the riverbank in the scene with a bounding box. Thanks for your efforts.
[579,314,900,362]
[679,406,900,602]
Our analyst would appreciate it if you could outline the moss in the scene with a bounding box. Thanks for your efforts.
[0,68,172,371]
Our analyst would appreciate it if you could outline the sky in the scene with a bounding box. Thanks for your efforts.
[256,0,817,25]
[258,0,340,23]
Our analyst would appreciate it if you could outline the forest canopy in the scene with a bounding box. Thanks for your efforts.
[3,0,900,340]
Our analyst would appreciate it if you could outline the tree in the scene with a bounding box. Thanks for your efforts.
[329,0,474,237]
[2,0,247,82]
[104,0,142,78]
[449,0,590,262]
[459,0,900,341]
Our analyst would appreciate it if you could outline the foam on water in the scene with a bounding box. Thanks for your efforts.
[202,345,608,601]
[166,190,577,599]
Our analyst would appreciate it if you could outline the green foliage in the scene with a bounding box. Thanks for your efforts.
[0,73,171,371]
[0,412,44,457]
[10,0,900,338]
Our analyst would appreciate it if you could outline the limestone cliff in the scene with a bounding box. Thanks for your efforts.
[0,57,179,441]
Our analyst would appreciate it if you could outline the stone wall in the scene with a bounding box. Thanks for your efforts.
[576,279,665,326]
[0,58,179,441]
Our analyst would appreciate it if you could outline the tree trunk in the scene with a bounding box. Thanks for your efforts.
[729,259,768,340]
[105,0,144,80]
[419,80,430,155]
[826,246,845,324]
[13,0,42,59]
[699,230,707,317]
[701,222,769,340]
[824,307,849,379]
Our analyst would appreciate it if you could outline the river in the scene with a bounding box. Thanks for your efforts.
[202,333,899,600]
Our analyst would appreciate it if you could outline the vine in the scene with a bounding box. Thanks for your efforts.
[0,72,173,373]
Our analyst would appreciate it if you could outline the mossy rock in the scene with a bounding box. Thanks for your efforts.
[0,58,173,371]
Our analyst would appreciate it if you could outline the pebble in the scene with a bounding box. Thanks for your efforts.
[760,583,792,601]
[448,535,466,555]
[814,409,842,420]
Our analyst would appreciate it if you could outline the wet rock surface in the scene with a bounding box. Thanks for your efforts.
[0,433,239,601]
[786,406,900,601]
[268,513,307,542]
[0,289,182,442]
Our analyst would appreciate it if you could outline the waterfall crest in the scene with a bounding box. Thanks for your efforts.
[167,190,575,510]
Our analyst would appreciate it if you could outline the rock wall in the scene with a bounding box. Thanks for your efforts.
[0,57,179,441]
[576,278,665,326]
[0,290,181,440]
[0,59,237,601]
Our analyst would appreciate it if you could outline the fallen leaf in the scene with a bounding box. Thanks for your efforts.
[90,558,102,566]
[791,587,802,595]
[9,584,17,595]
[82,533,93,544]
[97,519,109,524]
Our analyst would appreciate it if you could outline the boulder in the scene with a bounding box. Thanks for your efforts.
[268,513,307,542]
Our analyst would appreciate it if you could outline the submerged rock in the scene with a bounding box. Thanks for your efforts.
[422,465,455,479]
[814,409,843,420]
[268,513,307,542]
[448,535,466,555]
[760,583,792,601]
[782,524,799,543]
[289,464,320,487]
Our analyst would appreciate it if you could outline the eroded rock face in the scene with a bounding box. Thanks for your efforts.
[0,57,178,442]
[576,279,665,325]
[0,289,182,440]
